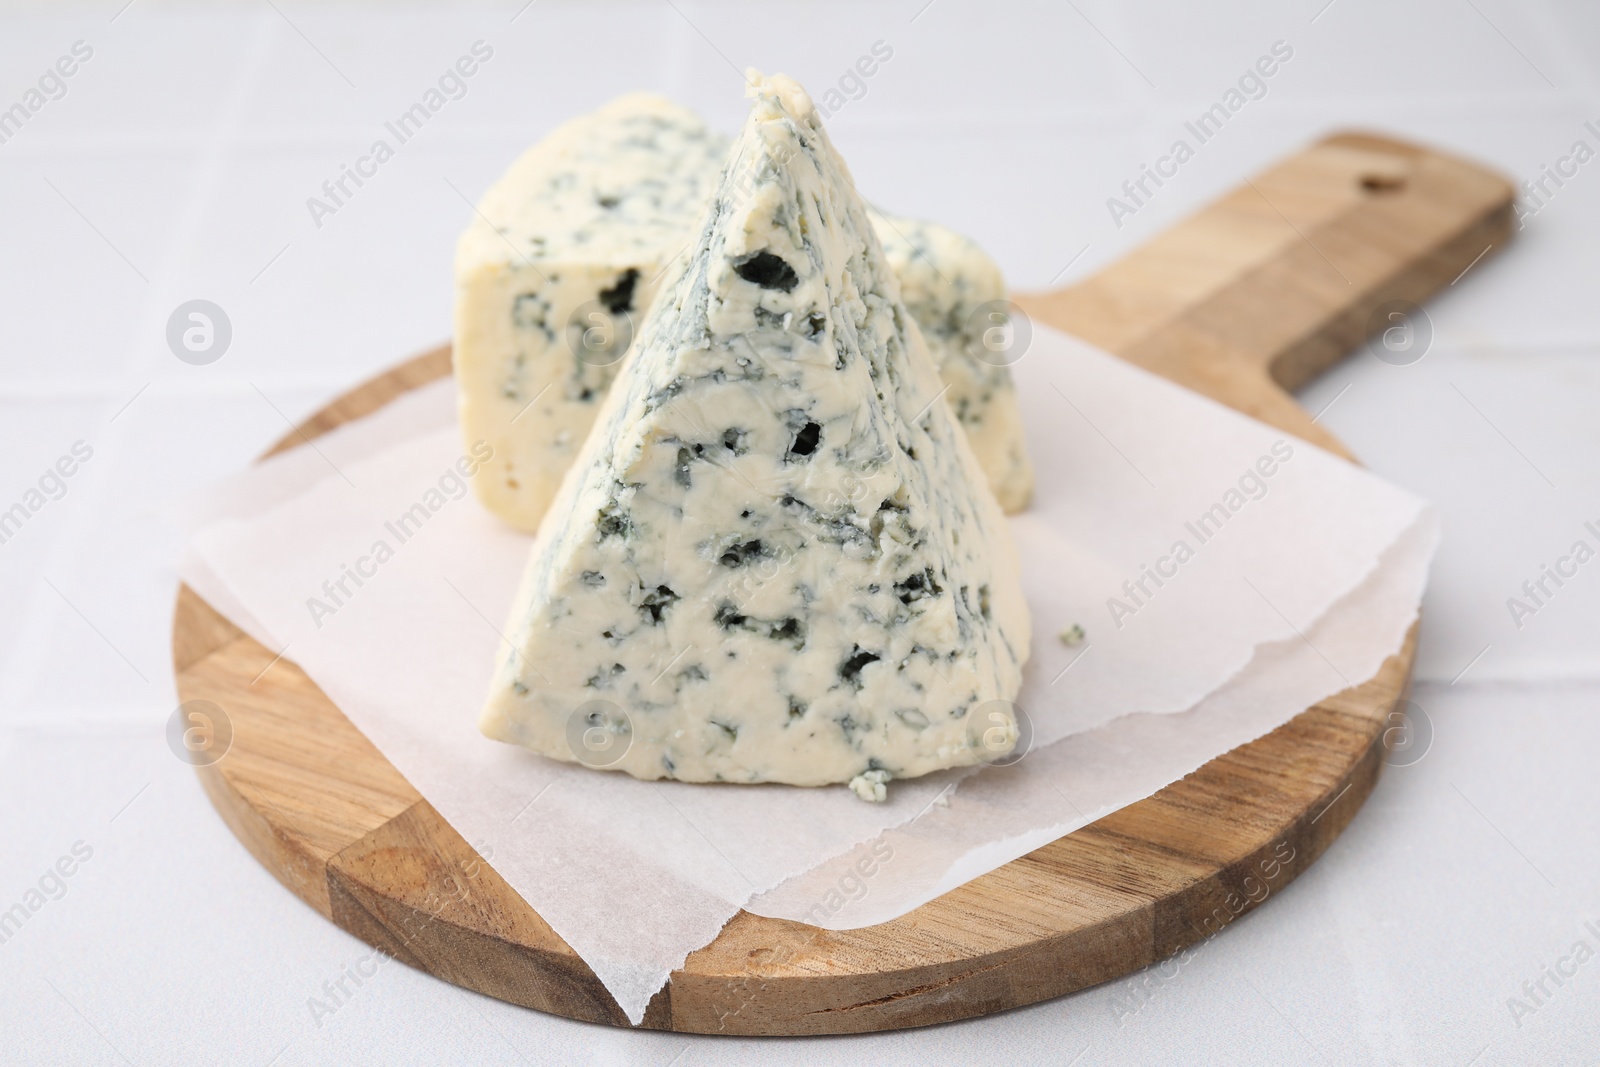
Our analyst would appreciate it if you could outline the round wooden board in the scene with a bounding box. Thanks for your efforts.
[173,132,1510,1035]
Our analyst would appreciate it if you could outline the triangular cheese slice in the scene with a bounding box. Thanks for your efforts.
[480,73,1031,789]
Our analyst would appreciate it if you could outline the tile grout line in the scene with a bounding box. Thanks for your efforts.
[0,12,285,714]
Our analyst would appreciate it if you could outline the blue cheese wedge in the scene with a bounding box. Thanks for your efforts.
[453,94,729,532]
[456,97,1032,531]
[870,215,1035,512]
[479,73,1032,789]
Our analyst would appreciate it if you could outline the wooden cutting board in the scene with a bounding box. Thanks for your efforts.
[172,132,1511,1035]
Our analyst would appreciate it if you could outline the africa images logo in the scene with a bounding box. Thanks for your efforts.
[305,41,494,229]
[304,442,493,628]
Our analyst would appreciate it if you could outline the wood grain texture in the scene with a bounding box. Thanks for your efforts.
[173,131,1511,1034]
[1018,131,1513,460]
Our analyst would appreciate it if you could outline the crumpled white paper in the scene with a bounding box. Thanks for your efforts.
[179,325,1434,1022]
[745,512,1435,927]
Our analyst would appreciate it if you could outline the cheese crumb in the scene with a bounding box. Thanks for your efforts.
[1058,624,1086,646]
[849,769,892,803]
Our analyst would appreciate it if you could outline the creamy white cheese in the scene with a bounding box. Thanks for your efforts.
[454,93,729,532]
[455,96,1032,532]
[870,215,1035,512]
[479,73,1032,788]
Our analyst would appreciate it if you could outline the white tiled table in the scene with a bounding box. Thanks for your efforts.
[2,2,1597,1063]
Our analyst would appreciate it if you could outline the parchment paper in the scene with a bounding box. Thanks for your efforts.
[180,325,1434,1021]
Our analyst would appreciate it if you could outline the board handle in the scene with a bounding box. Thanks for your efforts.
[1014,132,1515,460]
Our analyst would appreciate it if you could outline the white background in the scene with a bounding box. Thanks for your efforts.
[1,0,1597,1063]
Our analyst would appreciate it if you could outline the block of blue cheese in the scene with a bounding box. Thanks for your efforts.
[870,216,1035,512]
[478,73,1032,791]
[453,94,729,532]
[454,96,1033,532]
